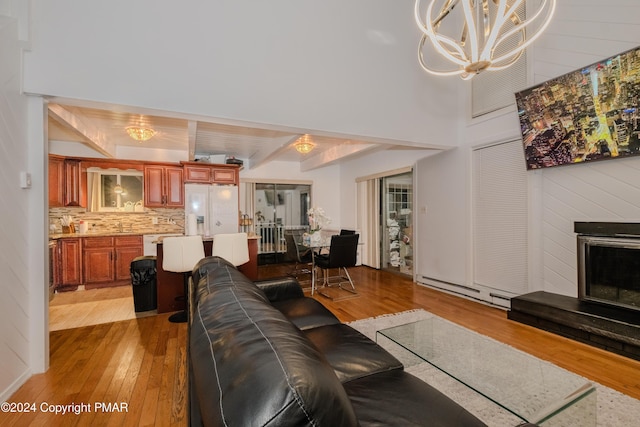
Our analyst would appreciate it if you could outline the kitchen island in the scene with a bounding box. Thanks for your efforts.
[155,235,259,313]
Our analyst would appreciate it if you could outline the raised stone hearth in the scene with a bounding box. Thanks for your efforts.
[508,291,640,361]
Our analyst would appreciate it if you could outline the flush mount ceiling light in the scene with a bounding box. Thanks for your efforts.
[415,0,556,80]
[113,184,124,194]
[126,126,156,142]
[294,134,316,154]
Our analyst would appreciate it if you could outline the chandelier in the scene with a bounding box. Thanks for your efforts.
[126,126,156,142]
[414,0,556,80]
[294,134,315,154]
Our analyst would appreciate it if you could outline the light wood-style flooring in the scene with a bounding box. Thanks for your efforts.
[49,286,154,331]
[3,264,640,426]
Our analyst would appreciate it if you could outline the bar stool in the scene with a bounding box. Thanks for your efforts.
[211,233,250,268]
[162,235,205,323]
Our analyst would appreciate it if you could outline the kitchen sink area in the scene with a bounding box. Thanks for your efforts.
[49,206,186,293]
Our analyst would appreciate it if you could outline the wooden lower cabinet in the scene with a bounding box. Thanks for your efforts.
[81,235,143,289]
[58,238,82,291]
[115,240,143,281]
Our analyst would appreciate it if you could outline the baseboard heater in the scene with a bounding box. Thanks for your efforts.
[419,276,480,294]
[489,292,511,302]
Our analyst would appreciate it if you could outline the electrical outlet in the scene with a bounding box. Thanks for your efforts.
[151,217,158,225]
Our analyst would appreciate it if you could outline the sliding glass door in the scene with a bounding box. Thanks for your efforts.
[252,183,311,263]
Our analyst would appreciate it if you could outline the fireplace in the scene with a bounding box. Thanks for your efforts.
[576,222,640,312]
[507,222,640,361]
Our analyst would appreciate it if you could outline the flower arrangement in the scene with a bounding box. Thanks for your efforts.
[307,207,331,233]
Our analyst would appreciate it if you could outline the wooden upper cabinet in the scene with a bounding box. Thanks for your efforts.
[64,159,83,206]
[182,162,239,185]
[165,166,185,207]
[144,164,184,208]
[49,155,65,207]
[211,167,238,184]
[144,165,165,207]
[48,155,86,208]
[183,164,212,183]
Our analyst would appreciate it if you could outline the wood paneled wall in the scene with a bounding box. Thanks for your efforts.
[0,15,32,401]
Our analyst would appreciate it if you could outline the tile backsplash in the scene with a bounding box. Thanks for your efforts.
[49,207,185,234]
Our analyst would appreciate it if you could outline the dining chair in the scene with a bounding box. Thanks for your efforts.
[284,230,312,283]
[314,233,359,297]
[339,229,356,235]
[162,235,205,323]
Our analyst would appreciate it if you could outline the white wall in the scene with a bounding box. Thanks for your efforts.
[23,0,459,149]
[0,15,45,402]
[339,149,439,229]
[416,1,640,300]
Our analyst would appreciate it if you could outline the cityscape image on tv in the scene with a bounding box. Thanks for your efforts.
[515,47,640,170]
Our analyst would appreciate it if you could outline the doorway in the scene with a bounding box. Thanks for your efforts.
[251,182,311,264]
[381,172,413,276]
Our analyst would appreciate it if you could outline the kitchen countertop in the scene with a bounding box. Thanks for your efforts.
[50,231,261,241]
[155,234,260,243]
[49,229,183,239]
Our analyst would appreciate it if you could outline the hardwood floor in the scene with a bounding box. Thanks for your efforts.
[49,286,153,331]
[3,264,639,426]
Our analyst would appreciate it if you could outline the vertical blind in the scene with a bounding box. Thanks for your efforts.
[356,179,380,269]
[472,140,528,294]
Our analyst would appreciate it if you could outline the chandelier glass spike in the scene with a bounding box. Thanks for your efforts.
[415,0,556,80]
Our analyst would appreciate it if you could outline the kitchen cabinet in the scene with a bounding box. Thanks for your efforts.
[58,238,82,291]
[83,235,142,288]
[182,162,239,185]
[48,155,85,207]
[115,238,143,281]
[49,240,60,291]
[144,164,184,208]
[64,159,83,206]
[49,155,65,207]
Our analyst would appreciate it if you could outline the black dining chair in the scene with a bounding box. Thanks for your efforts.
[314,233,359,296]
[284,230,313,282]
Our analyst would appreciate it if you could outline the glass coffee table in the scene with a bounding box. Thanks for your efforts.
[377,317,596,426]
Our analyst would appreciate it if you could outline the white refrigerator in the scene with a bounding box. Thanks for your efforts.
[184,183,239,236]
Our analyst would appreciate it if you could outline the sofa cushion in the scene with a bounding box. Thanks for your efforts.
[191,282,358,426]
[194,257,270,306]
[303,324,404,383]
[344,370,487,426]
[255,276,305,301]
[272,297,341,330]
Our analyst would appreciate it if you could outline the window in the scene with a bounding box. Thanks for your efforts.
[87,168,144,212]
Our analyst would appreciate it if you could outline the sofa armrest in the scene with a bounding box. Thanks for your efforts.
[255,277,304,301]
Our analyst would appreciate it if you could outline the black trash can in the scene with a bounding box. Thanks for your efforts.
[130,256,157,312]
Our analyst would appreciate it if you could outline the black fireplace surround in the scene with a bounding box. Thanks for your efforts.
[508,222,640,361]
[577,223,640,312]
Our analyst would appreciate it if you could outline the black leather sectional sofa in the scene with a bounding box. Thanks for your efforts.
[187,256,490,426]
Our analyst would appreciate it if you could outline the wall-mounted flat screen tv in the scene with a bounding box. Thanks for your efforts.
[515,46,640,170]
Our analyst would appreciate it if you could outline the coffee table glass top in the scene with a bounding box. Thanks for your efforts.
[377,317,596,425]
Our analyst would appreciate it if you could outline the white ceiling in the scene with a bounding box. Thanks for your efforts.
[46,99,435,171]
